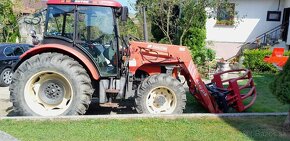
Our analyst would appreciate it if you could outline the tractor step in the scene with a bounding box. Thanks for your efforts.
[99,102,119,108]
[105,89,120,94]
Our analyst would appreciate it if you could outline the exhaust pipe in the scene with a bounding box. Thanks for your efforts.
[142,6,148,42]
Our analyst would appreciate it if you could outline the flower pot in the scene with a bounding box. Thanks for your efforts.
[217,61,230,79]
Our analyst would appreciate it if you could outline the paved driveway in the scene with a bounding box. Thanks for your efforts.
[207,42,243,60]
[0,86,135,116]
[0,87,12,116]
[0,131,18,141]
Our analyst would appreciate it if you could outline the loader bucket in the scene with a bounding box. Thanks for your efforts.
[211,69,257,112]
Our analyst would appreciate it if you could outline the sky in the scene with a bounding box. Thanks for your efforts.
[117,0,137,13]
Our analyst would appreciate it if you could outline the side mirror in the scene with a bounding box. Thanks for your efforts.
[30,30,37,38]
[121,6,129,21]
[30,30,40,45]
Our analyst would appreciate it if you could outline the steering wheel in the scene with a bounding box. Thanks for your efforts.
[127,35,141,41]
[90,34,105,44]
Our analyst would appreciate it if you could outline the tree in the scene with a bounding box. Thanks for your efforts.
[270,60,290,129]
[182,2,215,66]
[136,0,180,44]
[0,0,20,42]
[135,0,225,67]
[119,17,143,39]
[136,0,228,45]
[0,0,42,43]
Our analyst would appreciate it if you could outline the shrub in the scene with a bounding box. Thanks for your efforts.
[243,49,290,73]
[181,4,215,77]
[270,61,290,104]
[0,0,20,42]
[270,59,290,128]
[183,6,215,67]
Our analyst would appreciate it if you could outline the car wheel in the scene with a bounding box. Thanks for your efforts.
[0,68,13,87]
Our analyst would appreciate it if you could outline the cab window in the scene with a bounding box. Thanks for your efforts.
[46,5,75,40]
[77,6,117,76]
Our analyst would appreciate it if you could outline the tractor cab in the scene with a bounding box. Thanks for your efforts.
[43,0,128,76]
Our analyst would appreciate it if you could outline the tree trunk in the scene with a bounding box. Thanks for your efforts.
[284,110,290,129]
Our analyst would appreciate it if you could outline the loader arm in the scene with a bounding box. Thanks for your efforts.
[129,41,257,113]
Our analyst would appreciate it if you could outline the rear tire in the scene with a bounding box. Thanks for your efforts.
[0,68,12,87]
[135,74,186,114]
[10,53,94,116]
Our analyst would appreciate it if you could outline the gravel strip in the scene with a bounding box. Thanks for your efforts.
[0,113,287,121]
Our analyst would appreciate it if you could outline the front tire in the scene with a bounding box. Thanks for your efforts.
[135,74,187,114]
[10,53,94,116]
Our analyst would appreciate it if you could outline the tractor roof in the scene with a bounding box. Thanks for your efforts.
[47,0,122,8]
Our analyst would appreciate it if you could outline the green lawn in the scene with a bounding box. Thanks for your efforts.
[0,117,289,141]
[246,73,289,112]
[0,73,289,141]
[185,73,289,113]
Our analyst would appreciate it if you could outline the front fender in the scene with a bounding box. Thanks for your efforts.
[15,44,100,80]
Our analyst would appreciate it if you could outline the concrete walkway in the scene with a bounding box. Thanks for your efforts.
[0,131,18,141]
[0,113,287,121]
[207,42,243,60]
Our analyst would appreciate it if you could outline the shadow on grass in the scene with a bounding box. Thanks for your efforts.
[243,73,289,113]
[184,92,208,113]
[84,73,290,140]
[220,73,290,141]
[222,116,290,141]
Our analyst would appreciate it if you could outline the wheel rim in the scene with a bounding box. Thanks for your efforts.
[24,71,73,116]
[146,86,177,114]
[3,70,12,85]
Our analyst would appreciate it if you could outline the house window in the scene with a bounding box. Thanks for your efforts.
[267,11,281,21]
[216,3,235,26]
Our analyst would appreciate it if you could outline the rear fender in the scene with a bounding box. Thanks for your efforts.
[15,44,100,80]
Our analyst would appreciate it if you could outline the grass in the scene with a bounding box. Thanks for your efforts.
[0,73,289,141]
[185,73,289,113]
[0,117,289,141]
[245,73,289,112]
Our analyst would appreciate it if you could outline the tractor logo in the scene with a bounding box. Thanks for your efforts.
[61,0,92,3]
[147,44,168,52]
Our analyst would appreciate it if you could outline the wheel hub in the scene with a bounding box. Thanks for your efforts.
[3,70,12,84]
[39,81,64,105]
[153,95,166,107]
[146,86,177,114]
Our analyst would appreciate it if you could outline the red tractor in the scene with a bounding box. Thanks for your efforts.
[10,0,257,116]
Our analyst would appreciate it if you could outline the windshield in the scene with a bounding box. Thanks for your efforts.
[78,6,114,42]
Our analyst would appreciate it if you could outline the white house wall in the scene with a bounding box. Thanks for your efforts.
[206,0,283,43]
[284,0,290,7]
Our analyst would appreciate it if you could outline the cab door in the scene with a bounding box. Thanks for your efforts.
[76,6,119,77]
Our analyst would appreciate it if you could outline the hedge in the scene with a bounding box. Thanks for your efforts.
[270,58,290,104]
[243,49,290,73]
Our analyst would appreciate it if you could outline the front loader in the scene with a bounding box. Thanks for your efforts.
[10,0,257,116]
